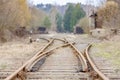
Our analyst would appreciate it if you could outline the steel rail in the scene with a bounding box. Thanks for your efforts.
[39,38,50,42]
[85,45,109,80]
[5,43,72,80]
[65,39,88,72]
[54,38,67,43]
[26,38,66,69]
[27,43,72,71]
[4,39,54,80]
[4,38,69,80]
[69,43,88,72]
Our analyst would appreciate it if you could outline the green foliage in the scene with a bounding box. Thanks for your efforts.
[63,4,74,32]
[43,16,51,28]
[74,4,86,23]
[56,13,63,32]
[63,3,86,32]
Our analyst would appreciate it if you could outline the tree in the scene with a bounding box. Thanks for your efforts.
[43,16,51,28]
[17,0,31,27]
[98,1,119,21]
[77,17,89,33]
[106,0,120,28]
[63,3,86,32]
[0,0,31,29]
[56,13,63,32]
[30,7,47,28]
[97,1,119,28]
[63,4,75,32]
[0,0,31,41]
[75,4,86,21]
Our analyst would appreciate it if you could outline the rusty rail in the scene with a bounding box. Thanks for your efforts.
[69,43,88,72]
[65,39,88,72]
[27,43,72,71]
[39,38,50,42]
[4,39,54,80]
[85,45,109,80]
[54,38,67,43]
[4,38,69,80]
[5,37,89,80]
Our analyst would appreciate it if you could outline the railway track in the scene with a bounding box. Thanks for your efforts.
[85,45,120,80]
[0,37,119,80]
[1,38,88,80]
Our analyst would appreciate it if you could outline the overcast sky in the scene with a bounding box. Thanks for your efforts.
[28,0,103,6]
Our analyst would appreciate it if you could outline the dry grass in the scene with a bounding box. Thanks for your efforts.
[0,39,46,70]
[91,41,120,68]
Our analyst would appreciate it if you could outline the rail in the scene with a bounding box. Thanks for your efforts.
[4,38,70,80]
[65,39,88,72]
[85,45,109,80]
[26,43,72,71]
[5,38,89,80]
[5,39,54,80]
[39,38,50,42]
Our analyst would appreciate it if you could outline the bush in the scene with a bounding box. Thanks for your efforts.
[77,17,90,33]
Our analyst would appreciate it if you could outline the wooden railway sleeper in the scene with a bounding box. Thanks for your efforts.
[26,42,74,72]
[64,39,88,72]
[5,39,54,80]
[16,70,26,80]
[89,71,100,80]
[4,38,82,80]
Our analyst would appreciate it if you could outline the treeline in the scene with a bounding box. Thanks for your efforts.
[0,1,86,42]
[35,3,86,33]
[36,4,52,13]
[0,0,52,42]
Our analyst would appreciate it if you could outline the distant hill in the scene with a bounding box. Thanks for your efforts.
[36,4,52,13]
[36,4,69,16]
[55,5,67,16]
[36,3,95,16]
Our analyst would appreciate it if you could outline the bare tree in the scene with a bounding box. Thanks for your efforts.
[0,0,31,41]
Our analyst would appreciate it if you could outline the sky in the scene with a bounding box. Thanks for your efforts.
[28,0,104,6]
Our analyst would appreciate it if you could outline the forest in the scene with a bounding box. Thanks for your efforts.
[0,0,120,42]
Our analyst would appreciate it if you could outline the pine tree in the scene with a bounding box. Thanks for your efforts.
[75,3,86,22]
[63,3,86,32]
[43,16,51,28]
[56,13,63,32]
[63,4,74,32]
